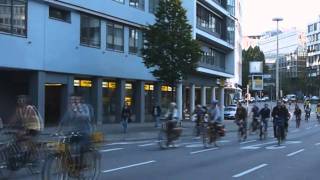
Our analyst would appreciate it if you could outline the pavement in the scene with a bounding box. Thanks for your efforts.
[4,102,320,180]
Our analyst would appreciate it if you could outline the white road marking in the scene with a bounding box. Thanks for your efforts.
[186,143,203,148]
[291,129,300,133]
[232,164,268,178]
[315,124,319,127]
[192,137,201,140]
[107,141,151,146]
[217,140,231,143]
[285,141,302,145]
[240,146,260,150]
[99,148,124,153]
[190,147,218,154]
[306,127,312,130]
[102,160,156,173]
[315,143,320,146]
[240,140,257,145]
[287,149,305,157]
[265,145,286,150]
[138,143,156,147]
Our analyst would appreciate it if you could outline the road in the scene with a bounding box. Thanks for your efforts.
[5,104,320,180]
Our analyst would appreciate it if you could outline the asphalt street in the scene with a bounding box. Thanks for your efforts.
[4,103,320,180]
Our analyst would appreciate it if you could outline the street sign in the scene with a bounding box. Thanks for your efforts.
[252,75,263,90]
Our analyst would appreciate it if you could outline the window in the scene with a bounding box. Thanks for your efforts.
[49,6,70,22]
[80,14,101,47]
[113,0,124,3]
[129,0,144,10]
[107,21,124,51]
[196,5,222,37]
[129,28,142,54]
[0,0,27,36]
[149,0,159,14]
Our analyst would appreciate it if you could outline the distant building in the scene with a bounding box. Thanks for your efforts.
[306,17,320,95]
[258,28,307,96]
[242,35,262,50]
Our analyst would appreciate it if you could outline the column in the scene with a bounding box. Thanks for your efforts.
[154,82,162,106]
[189,83,195,114]
[211,87,216,101]
[61,76,74,116]
[116,79,126,122]
[220,87,225,121]
[135,81,145,123]
[176,82,183,120]
[201,86,206,106]
[92,78,103,125]
[29,71,45,121]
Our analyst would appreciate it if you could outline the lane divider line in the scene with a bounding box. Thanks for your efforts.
[287,149,305,157]
[102,160,156,173]
[232,164,268,178]
[138,143,156,147]
[99,148,124,153]
[190,147,218,154]
[315,143,320,146]
[240,140,257,145]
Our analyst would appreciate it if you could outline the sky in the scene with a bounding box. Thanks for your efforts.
[242,0,320,36]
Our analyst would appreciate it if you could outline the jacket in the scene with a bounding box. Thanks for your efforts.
[259,108,271,119]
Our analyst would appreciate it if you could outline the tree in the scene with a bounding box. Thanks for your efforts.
[242,46,267,87]
[142,0,202,96]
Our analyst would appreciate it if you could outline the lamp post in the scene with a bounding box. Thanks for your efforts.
[272,17,283,100]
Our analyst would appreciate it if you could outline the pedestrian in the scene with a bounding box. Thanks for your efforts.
[121,102,132,133]
[294,104,302,128]
[152,104,162,128]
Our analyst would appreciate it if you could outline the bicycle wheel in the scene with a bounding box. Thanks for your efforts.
[276,126,281,146]
[202,128,210,148]
[158,131,167,149]
[79,150,101,180]
[42,155,67,180]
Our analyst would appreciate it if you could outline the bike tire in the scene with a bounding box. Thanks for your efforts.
[41,154,67,180]
[79,150,101,180]
[158,131,167,149]
[276,126,281,146]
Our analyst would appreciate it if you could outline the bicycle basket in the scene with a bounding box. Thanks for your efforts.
[91,132,104,143]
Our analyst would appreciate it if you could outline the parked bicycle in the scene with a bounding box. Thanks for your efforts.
[42,132,101,180]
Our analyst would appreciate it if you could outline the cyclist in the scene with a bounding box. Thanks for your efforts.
[164,102,180,146]
[316,103,320,122]
[235,102,247,141]
[192,105,205,137]
[250,104,260,133]
[305,104,311,122]
[294,104,302,128]
[259,103,271,137]
[58,93,93,170]
[207,100,222,147]
[272,101,289,141]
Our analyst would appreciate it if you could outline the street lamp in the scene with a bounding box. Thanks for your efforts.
[272,17,283,100]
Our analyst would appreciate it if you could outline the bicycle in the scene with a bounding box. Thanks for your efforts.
[317,112,320,124]
[296,116,301,128]
[42,132,101,180]
[236,120,247,142]
[201,122,225,148]
[158,120,182,149]
[305,111,310,122]
[259,118,268,140]
[274,119,285,146]
[0,128,46,179]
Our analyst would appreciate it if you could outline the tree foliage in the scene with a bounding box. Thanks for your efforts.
[242,46,267,87]
[142,0,202,86]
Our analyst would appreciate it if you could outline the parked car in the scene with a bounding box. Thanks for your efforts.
[286,94,297,102]
[250,97,255,103]
[261,96,270,102]
[310,96,320,104]
[224,106,237,120]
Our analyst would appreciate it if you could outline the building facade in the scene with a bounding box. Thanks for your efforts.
[0,0,236,126]
[258,28,307,97]
[306,18,320,96]
[242,35,261,50]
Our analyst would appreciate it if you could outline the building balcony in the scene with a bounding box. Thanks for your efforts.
[198,55,226,72]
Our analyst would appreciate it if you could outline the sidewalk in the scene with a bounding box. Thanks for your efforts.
[41,120,239,142]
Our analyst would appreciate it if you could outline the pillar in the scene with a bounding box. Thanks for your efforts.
[220,87,225,121]
[189,83,195,114]
[154,82,162,106]
[201,86,206,106]
[212,87,216,101]
[116,79,126,122]
[29,71,45,121]
[61,76,74,116]
[92,78,103,125]
[135,81,145,123]
[176,82,183,120]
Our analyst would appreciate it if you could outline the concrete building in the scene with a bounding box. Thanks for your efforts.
[306,17,320,95]
[0,0,236,126]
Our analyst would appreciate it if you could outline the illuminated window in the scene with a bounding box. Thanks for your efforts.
[125,83,132,90]
[102,81,117,89]
[144,84,154,91]
[74,79,92,87]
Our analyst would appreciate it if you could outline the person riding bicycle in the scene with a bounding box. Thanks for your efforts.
[57,93,93,169]
[207,100,222,146]
[192,105,205,137]
[294,104,302,128]
[316,103,320,120]
[305,104,311,122]
[259,103,270,135]
[164,102,181,145]
[272,101,289,140]
[250,104,260,133]
[235,102,247,139]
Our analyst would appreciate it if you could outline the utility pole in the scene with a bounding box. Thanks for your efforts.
[272,17,283,100]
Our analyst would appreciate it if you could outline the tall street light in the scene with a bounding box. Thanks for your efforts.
[272,17,283,100]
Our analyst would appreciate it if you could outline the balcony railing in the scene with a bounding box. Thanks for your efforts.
[199,55,225,72]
